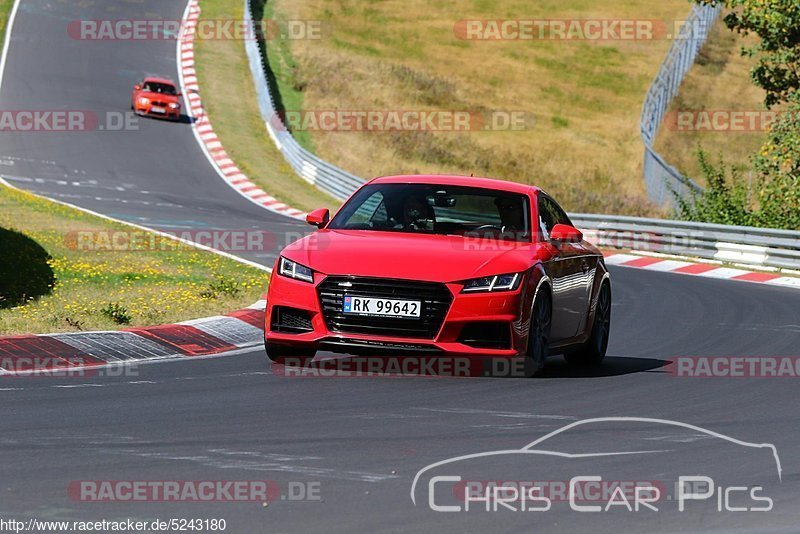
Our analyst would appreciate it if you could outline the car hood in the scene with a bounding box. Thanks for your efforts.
[138,91,179,103]
[282,229,539,282]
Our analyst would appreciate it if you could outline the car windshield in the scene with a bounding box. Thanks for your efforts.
[141,82,176,95]
[328,183,531,241]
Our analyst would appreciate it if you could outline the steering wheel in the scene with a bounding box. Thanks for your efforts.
[474,224,503,233]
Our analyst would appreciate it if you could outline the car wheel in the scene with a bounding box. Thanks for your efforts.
[523,289,551,378]
[564,281,610,366]
[265,340,316,365]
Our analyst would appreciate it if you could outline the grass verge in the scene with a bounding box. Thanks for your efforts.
[195,0,764,218]
[0,0,10,37]
[192,0,339,213]
[0,185,267,335]
[653,17,766,185]
[263,0,702,216]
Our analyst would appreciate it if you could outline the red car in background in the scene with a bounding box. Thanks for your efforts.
[131,77,182,120]
[265,175,611,377]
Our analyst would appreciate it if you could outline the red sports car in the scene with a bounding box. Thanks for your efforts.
[131,77,182,120]
[265,175,610,377]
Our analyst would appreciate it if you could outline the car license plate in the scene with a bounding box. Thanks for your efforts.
[151,106,166,113]
[343,296,420,318]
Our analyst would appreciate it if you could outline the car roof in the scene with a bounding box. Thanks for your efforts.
[369,174,539,195]
[142,77,176,86]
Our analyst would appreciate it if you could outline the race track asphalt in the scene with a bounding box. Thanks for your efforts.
[0,0,799,532]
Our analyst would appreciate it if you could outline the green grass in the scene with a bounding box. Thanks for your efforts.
[653,17,767,186]
[262,0,316,150]
[0,0,11,36]
[0,185,267,335]
[192,0,339,213]
[258,0,702,215]
[192,0,762,217]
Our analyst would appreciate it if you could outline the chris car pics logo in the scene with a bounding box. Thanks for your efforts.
[410,417,781,514]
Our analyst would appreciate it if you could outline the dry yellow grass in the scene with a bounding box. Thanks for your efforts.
[193,0,766,216]
[654,18,766,184]
[193,0,339,212]
[268,0,700,215]
[0,185,267,335]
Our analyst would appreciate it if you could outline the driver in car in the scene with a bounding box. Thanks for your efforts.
[495,195,525,239]
[398,195,434,231]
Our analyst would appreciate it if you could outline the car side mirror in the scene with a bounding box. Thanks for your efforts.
[550,223,582,243]
[176,92,182,97]
[134,84,141,91]
[306,208,330,228]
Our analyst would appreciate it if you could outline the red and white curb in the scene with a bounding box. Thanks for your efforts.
[604,252,800,290]
[177,0,305,220]
[0,301,266,376]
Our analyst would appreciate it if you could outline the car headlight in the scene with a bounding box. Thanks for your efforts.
[279,257,314,283]
[168,102,180,109]
[461,272,523,293]
[138,97,149,105]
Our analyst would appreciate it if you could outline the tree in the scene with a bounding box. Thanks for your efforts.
[697,0,800,108]
[678,1,800,230]
[752,92,800,228]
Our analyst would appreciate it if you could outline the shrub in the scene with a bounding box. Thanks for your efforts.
[100,303,132,325]
[0,228,55,308]
[673,150,754,226]
[200,275,241,299]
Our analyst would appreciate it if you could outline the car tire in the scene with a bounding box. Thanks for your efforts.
[564,281,610,366]
[523,289,551,378]
[265,340,316,365]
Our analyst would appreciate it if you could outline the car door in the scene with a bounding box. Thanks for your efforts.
[548,198,597,337]
[537,195,585,341]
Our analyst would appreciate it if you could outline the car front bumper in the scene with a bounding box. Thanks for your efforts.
[134,102,180,119]
[265,270,531,358]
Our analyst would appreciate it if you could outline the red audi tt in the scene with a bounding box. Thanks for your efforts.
[131,77,182,120]
[265,175,610,377]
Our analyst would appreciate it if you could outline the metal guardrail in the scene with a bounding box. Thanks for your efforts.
[571,213,800,271]
[244,1,800,271]
[640,4,722,205]
[243,0,364,201]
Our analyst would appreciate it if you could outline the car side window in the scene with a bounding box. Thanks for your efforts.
[537,196,556,240]
[539,195,574,238]
[550,198,573,227]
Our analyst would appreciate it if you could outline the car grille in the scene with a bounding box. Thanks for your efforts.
[151,101,169,108]
[317,276,453,339]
